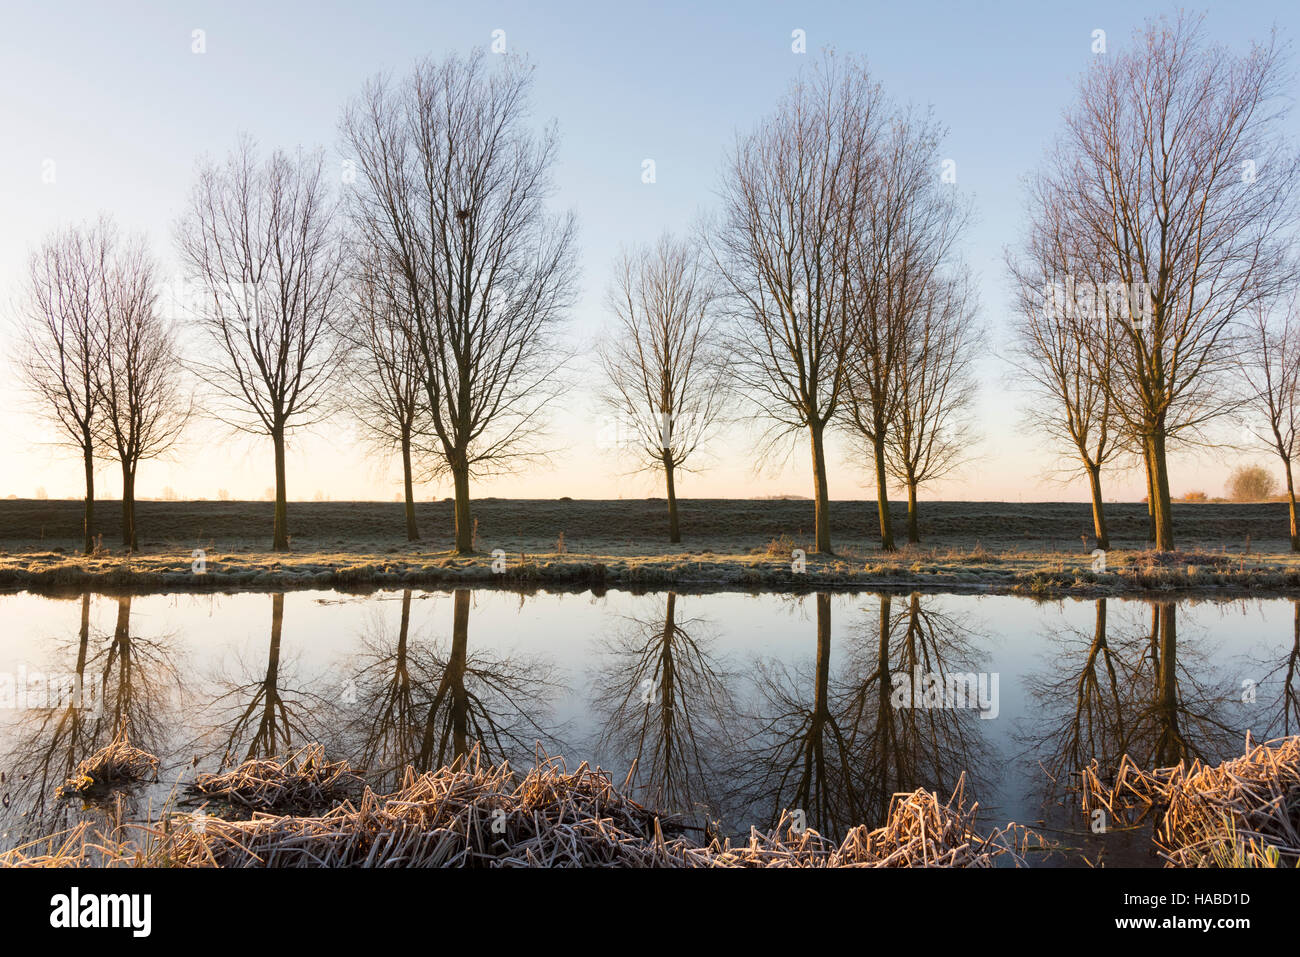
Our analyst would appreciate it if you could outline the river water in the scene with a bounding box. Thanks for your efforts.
[1,588,1295,866]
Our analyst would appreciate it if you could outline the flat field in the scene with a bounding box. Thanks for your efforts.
[0,497,1296,596]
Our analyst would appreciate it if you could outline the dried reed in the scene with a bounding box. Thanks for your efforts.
[55,731,160,798]
[190,744,362,813]
[1081,733,1300,867]
[8,748,1038,868]
[695,775,1038,868]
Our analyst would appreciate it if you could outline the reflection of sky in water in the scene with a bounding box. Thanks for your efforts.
[0,589,1293,866]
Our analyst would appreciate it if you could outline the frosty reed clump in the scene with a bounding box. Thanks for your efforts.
[1081,734,1300,867]
[55,731,159,798]
[189,743,363,813]
[694,775,1039,868]
[4,748,1036,868]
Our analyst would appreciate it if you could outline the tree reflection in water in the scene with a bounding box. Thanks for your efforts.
[1244,600,1300,738]
[331,589,561,788]
[842,592,993,824]
[727,592,990,841]
[587,592,738,824]
[1020,598,1244,839]
[1,595,183,841]
[200,593,329,767]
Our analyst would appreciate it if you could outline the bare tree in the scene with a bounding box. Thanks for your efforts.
[1008,246,1122,549]
[341,52,578,554]
[1239,300,1300,550]
[597,234,726,542]
[1028,14,1300,550]
[841,106,969,550]
[15,220,113,553]
[95,235,190,551]
[176,137,345,551]
[339,250,427,541]
[708,54,881,554]
[887,271,980,544]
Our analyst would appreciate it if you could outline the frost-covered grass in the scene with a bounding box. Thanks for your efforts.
[1,540,1297,597]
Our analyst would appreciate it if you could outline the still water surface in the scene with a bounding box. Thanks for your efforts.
[1,588,1296,865]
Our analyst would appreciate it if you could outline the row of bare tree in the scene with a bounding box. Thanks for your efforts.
[17,219,189,553]
[18,54,577,555]
[16,51,977,556]
[604,56,980,552]
[17,16,1299,557]
[1009,14,1300,553]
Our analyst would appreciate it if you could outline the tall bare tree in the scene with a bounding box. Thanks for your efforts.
[597,234,726,543]
[176,137,345,551]
[709,54,881,554]
[1239,298,1300,551]
[339,250,427,541]
[341,53,578,554]
[841,106,969,550]
[1028,14,1300,550]
[16,220,112,554]
[1008,250,1122,549]
[887,271,980,544]
[95,234,190,551]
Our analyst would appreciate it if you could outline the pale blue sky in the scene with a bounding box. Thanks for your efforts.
[1,1,1294,502]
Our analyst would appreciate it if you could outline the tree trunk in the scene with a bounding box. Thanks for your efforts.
[77,593,91,672]
[268,593,284,686]
[113,596,132,689]
[82,441,95,555]
[872,593,894,822]
[398,589,412,658]
[272,428,289,551]
[449,588,471,759]
[814,593,832,717]
[659,593,676,731]
[1153,603,1184,765]
[121,462,138,553]
[1146,429,1175,551]
[1086,462,1110,550]
[1143,446,1156,543]
[452,455,473,554]
[906,478,920,544]
[664,452,680,544]
[262,592,285,758]
[1285,457,1298,553]
[873,433,895,551]
[401,430,420,542]
[809,423,832,554]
